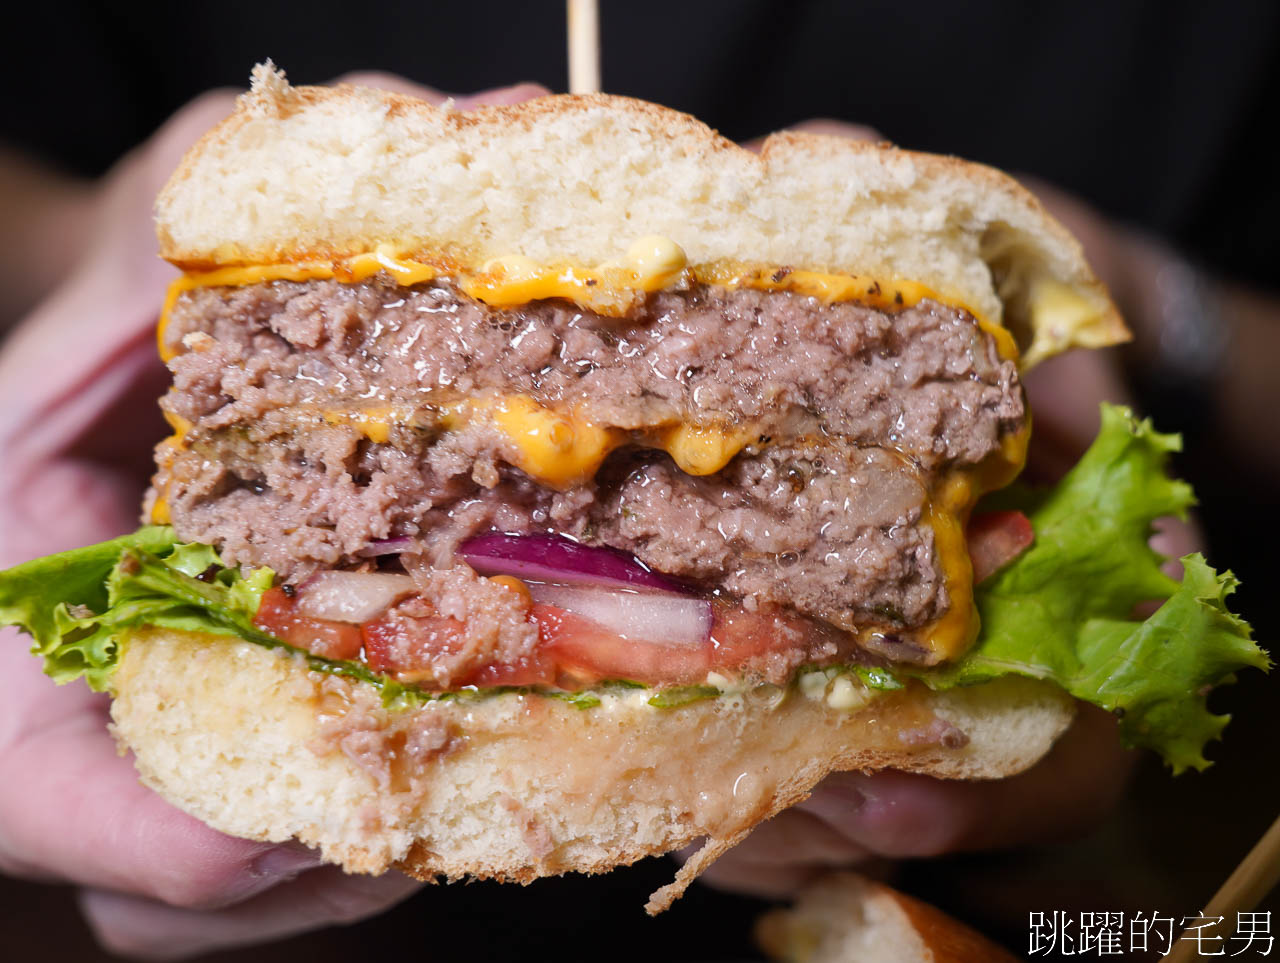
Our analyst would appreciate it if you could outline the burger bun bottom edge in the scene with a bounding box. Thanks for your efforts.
[108,627,1074,913]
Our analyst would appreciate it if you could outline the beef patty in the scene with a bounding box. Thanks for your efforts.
[153,276,1025,638]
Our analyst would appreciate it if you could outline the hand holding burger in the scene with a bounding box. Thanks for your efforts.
[0,74,543,961]
[0,64,1259,957]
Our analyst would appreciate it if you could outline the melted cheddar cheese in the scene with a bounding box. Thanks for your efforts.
[321,406,406,445]
[655,422,754,477]
[447,396,624,488]
[157,249,437,362]
[150,497,171,525]
[156,238,1018,362]
[329,396,753,489]
[153,237,1032,663]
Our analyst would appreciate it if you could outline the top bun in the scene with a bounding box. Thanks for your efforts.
[156,63,1126,364]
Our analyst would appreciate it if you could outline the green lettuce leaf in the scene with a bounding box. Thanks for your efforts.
[0,531,639,708]
[647,684,719,708]
[0,528,276,691]
[928,405,1267,773]
[0,406,1266,770]
[852,665,906,691]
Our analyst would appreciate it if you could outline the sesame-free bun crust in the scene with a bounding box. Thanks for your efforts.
[156,64,1125,364]
[755,872,1021,962]
[110,629,1073,912]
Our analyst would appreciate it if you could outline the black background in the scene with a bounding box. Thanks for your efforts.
[8,1,1279,285]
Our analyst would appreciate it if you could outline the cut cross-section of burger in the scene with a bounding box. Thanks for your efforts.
[0,64,1262,914]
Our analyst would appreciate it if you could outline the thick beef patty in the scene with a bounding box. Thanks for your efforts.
[162,277,1022,467]
[154,277,1025,636]
[161,429,942,632]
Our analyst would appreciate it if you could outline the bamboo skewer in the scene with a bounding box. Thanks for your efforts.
[567,0,601,95]
[1165,812,1280,962]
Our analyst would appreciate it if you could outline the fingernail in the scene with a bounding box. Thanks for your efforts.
[201,844,328,909]
[249,843,326,882]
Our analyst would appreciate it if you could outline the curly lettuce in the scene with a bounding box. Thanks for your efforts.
[930,405,1267,773]
[0,527,275,691]
[0,406,1267,769]
[0,530,622,707]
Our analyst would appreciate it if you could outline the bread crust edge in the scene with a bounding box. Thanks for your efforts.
[109,628,1075,911]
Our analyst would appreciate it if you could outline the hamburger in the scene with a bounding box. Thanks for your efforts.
[0,64,1263,912]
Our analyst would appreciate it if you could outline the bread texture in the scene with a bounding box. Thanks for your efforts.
[110,628,1073,912]
[156,63,1125,365]
[755,872,1020,963]
[136,65,1093,908]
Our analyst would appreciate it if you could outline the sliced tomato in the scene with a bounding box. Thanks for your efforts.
[465,655,557,688]
[254,586,364,660]
[362,602,556,687]
[532,603,713,686]
[708,605,810,670]
[967,510,1035,584]
[362,604,467,676]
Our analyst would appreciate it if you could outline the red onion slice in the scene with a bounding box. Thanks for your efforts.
[294,571,416,623]
[460,533,689,593]
[528,583,713,647]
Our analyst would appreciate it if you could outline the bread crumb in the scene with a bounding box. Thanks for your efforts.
[245,60,291,117]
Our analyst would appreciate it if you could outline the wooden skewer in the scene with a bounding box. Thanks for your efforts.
[1164,812,1280,963]
[567,0,601,95]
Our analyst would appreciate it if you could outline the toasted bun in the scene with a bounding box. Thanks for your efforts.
[755,872,1020,963]
[142,64,1089,907]
[156,63,1124,365]
[109,628,1072,912]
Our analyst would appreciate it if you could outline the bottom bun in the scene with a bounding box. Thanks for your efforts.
[755,872,1020,962]
[109,628,1073,912]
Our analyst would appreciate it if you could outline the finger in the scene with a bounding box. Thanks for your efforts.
[0,94,235,558]
[1139,513,1204,608]
[0,635,326,908]
[694,855,826,900]
[1019,175,1134,303]
[785,118,884,141]
[0,454,144,566]
[715,809,869,868]
[743,118,885,153]
[0,92,236,453]
[1020,347,1131,483]
[331,71,450,103]
[80,867,422,961]
[0,340,162,562]
[690,809,870,898]
[333,72,550,110]
[798,704,1135,858]
[455,82,552,108]
[1150,513,1202,565]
